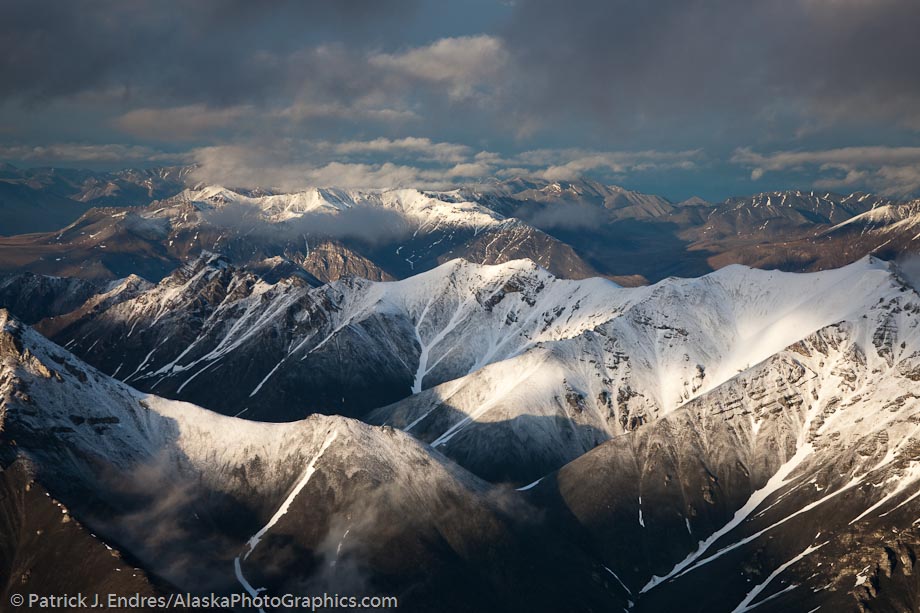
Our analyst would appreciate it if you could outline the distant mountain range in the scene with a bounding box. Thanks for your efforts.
[0,164,193,235]
[1,166,919,286]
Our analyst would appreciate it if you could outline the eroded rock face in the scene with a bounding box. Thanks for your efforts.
[298,240,395,283]
[529,289,920,611]
[368,257,905,484]
[0,274,115,324]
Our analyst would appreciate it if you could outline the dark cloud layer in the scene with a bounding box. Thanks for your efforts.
[1,0,920,199]
[0,0,419,105]
[502,0,920,142]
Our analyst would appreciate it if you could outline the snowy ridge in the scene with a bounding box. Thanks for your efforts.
[473,177,676,218]
[1,307,339,501]
[2,309,541,603]
[162,185,508,231]
[823,200,920,234]
[5,243,920,609]
[48,252,908,483]
[549,272,920,609]
[370,257,902,481]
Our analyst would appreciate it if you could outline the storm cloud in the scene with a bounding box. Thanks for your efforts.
[0,0,421,104]
[1,0,919,199]
[501,0,920,141]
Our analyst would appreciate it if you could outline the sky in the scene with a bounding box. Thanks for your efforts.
[1,0,920,201]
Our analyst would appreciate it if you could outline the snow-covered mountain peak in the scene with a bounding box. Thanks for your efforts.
[170,185,354,219]
[160,185,508,231]
[1,308,619,609]
[368,257,916,481]
[36,253,916,486]
[824,200,920,234]
[466,177,675,219]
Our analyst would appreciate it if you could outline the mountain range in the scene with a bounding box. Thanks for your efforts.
[3,167,920,611]
[2,166,919,286]
[3,252,920,610]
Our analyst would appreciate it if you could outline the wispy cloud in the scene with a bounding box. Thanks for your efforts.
[732,146,920,196]
[327,137,472,163]
[512,149,703,181]
[369,35,509,102]
[114,105,254,141]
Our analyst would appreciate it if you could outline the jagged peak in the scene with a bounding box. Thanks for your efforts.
[0,307,20,334]
[722,189,898,207]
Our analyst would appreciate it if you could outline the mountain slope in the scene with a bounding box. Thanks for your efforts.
[527,280,920,611]
[698,190,890,240]
[0,165,192,235]
[369,257,904,483]
[469,177,678,221]
[0,181,93,236]
[2,171,918,285]
[0,309,616,611]
[41,254,905,486]
[42,255,614,420]
[0,184,597,282]
[466,181,915,282]
[0,273,134,324]
[0,460,166,610]
[0,164,192,207]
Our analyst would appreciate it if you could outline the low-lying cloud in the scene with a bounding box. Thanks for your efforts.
[202,199,415,247]
[513,201,610,230]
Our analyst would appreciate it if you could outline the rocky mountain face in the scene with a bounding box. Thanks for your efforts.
[0,181,94,236]
[367,257,905,483]
[531,284,920,611]
[32,255,616,421]
[0,461,166,611]
[0,165,192,207]
[297,241,395,283]
[702,190,891,238]
[470,177,678,221]
[466,180,916,282]
[3,169,920,611]
[0,273,118,324]
[685,192,920,274]
[0,309,615,612]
